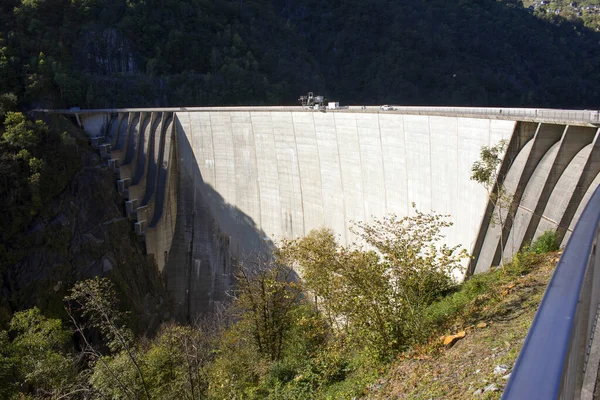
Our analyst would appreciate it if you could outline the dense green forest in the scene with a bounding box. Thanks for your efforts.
[0,0,600,108]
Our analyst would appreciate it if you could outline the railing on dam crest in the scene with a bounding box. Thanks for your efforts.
[41,106,600,126]
[503,185,600,399]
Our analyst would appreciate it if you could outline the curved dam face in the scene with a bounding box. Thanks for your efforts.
[69,107,600,319]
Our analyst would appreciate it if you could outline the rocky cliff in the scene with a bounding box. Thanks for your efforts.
[0,116,170,334]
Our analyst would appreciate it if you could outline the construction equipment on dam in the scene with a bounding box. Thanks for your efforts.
[298,92,324,108]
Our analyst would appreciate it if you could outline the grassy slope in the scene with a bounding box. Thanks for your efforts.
[363,251,560,399]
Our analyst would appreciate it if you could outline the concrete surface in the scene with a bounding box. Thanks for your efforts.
[63,106,600,317]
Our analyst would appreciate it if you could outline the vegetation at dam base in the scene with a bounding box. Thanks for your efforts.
[0,201,561,399]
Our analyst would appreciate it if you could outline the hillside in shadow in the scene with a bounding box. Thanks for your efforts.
[1,0,599,107]
[275,0,600,107]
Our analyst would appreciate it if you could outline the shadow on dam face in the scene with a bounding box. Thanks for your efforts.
[163,117,278,320]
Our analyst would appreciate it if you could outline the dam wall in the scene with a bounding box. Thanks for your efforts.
[66,106,600,319]
[174,111,514,254]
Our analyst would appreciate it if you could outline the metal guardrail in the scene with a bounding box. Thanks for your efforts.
[503,185,600,399]
[382,107,600,126]
[37,106,600,127]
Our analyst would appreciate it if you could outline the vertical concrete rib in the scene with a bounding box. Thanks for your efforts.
[123,113,140,165]
[562,171,600,245]
[110,113,134,162]
[505,141,562,258]
[495,123,565,264]
[474,139,535,273]
[207,114,217,188]
[288,112,306,237]
[104,114,119,145]
[428,116,433,213]
[469,121,537,274]
[117,113,142,181]
[187,112,217,191]
[111,113,128,151]
[250,115,262,233]
[150,116,174,227]
[131,113,152,186]
[533,143,594,240]
[520,125,595,247]
[403,116,409,216]
[141,113,164,206]
[181,112,219,204]
[137,113,172,231]
[146,117,176,272]
[557,129,600,242]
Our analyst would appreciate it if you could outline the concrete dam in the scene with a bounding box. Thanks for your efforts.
[60,106,600,320]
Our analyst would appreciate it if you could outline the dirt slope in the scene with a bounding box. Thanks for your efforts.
[366,252,560,399]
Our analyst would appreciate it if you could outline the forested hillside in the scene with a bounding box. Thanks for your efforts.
[0,1,593,397]
[277,0,600,106]
[0,0,600,108]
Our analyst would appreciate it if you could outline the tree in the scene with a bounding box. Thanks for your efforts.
[2,111,45,149]
[5,307,76,397]
[471,139,513,266]
[233,254,304,362]
[0,93,17,121]
[65,277,151,399]
[142,321,220,399]
[0,330,16,399]
[87,320,220,400]
[280,208,468,359]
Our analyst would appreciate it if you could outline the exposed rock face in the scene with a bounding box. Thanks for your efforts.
[80,28,139,75]
[1,126,170,333]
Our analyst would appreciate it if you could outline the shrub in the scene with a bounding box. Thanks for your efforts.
[503,250,542,277]
[280,208,469,359]
[425,246,544,332]
[233,256,305,362]
[530,230,560,254]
